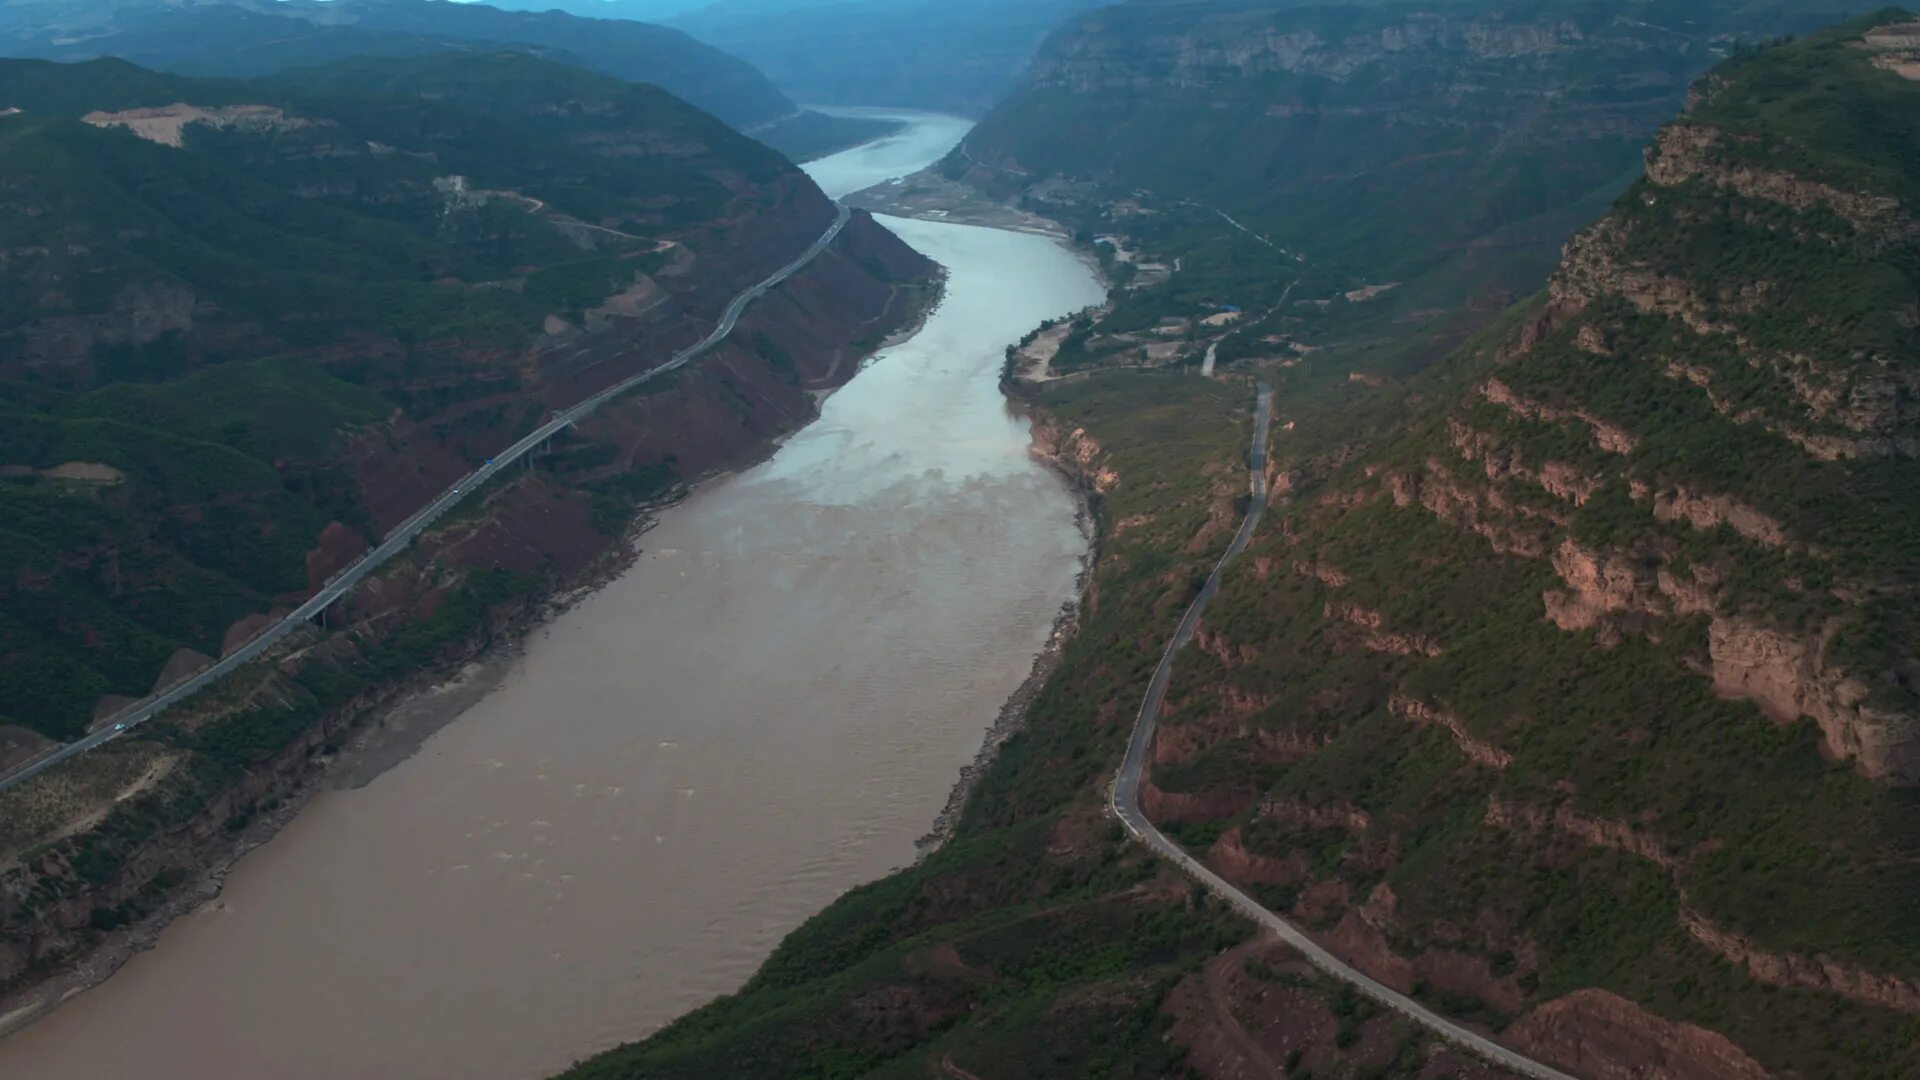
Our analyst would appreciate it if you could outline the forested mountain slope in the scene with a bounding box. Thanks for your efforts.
[558,13,1920,1079]
[0,46,934,993]
[950,0,1870,369]
[0,50,913,743]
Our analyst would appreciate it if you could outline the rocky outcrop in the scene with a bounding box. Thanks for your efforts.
[1542,540,1660,633]
[1645,123,1905,235]
[1784,363,1920,439]
[1256,797,1372,833]
[1322,600,1442,658]
[1389,696,1511,770]
[1028,422,1120,494]
[1506,989,1771,1080]
[1707,617,1920,785]
[1681,911,1920,1016]
[1450,420,1601,505]
[1151,686,1273,765]
[1481,378,1637,454]
[1541,539,1718,638]
[1483,797,1679,870]
[1391,461,1553,558]
[1292,559,1350,587]
[1534,533,1920,784]
[1550,221,1752,337]
[1646,487,1787,547]
[1665,353,1920,463]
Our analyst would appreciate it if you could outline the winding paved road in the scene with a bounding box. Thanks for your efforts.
[0,204,853,797]
[1108,382,1577,1080]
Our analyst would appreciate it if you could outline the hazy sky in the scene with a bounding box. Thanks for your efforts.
[470,0,718,19]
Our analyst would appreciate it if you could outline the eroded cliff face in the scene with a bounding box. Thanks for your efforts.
[959,0,1713,211]
[1503,989,1772,1080]
[1022,9,1612,95]
[1129,17,1920,1079]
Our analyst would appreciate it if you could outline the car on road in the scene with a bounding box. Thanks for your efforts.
[114,722,126,731]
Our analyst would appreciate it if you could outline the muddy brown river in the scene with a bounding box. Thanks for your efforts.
[0,114,1106,1079]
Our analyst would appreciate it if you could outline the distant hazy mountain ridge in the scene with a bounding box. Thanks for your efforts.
[0,0,792,126]
[671,0,1107,115]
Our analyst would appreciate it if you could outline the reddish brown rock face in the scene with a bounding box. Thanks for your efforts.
[305,522,371,593]
[1206,827,1306,888]
[1680,912,1920,1016]
[1507,989,1771,1080]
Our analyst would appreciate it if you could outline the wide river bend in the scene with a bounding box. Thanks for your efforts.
[0,112,1106,1078]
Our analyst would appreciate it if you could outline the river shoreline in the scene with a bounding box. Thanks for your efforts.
[0,490,706,1040]
[0,117,1108,1074]
[914,442,1100,856]
[0,263,951,1046]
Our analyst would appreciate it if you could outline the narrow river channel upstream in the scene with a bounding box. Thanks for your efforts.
[0,113,1106,1079]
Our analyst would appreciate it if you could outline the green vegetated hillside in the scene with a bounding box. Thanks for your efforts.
[559,374,1524,1080]
[559,14,1920,1080]
[0,0,892,160]
[0,49,828,741]
[0,37,936,993]
[949,0,1871,375]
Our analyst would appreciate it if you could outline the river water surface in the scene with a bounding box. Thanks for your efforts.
[0,114,1105,1078]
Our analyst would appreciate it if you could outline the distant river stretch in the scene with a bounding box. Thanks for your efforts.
[0,111,1105,1078]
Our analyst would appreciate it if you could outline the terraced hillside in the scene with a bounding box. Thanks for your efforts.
[559,14,1920,1079]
